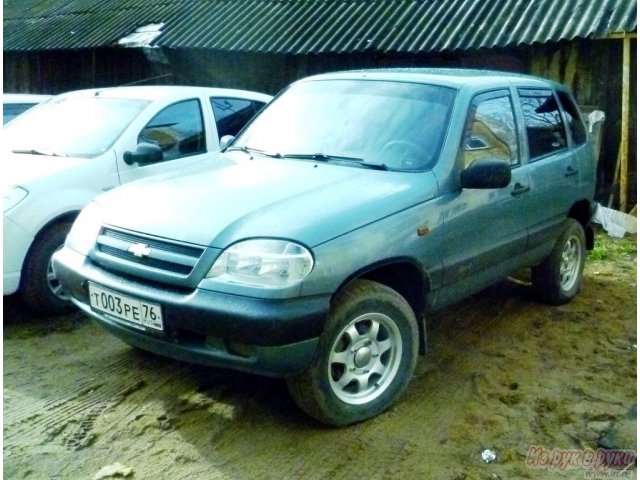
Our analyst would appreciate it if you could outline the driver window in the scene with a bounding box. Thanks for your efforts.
[138,99,205,161]
[463,93,518,168]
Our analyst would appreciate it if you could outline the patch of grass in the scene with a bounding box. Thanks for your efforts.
[589,228,637,262]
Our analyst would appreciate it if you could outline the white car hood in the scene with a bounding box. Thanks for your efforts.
[4,152,87,188]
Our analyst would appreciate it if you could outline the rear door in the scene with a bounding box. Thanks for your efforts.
[516,88,582,247]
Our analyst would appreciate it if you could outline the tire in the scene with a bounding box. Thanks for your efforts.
[20,221,74,315]
[286,279,418,426]
[532,218,586,305]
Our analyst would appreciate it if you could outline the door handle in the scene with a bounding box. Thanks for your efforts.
[511,183,530,196]
[565,166,579,177]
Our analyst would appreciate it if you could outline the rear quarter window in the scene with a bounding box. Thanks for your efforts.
[557,90,588,146]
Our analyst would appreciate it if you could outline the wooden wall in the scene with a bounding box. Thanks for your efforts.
[3,48,163,94]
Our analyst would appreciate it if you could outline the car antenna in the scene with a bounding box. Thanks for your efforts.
[94,73,174,96]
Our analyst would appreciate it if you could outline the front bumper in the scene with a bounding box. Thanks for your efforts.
[53,246,331,377]
[3,216,33,295]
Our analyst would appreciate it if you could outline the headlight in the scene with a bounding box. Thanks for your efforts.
[207,239,313,288]
[3,186,28,213]
[65,201,105,255]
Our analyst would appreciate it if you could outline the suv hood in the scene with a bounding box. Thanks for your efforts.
[96,153,438,248]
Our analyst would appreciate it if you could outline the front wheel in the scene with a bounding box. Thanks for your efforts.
[532,218,586,305]
[20,221,74,315]
[286,279,418,426]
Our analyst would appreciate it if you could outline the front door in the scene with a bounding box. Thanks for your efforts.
[436,89,530,306]
[116,98,210,185]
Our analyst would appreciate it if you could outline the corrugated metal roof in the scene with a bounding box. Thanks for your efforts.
[3,1,185,51]
[3,0,637,53]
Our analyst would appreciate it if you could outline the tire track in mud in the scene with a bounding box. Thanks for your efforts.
[4,352,192,453]
[204,420,415,480]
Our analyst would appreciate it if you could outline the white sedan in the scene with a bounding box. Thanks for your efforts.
[3,85,272,314]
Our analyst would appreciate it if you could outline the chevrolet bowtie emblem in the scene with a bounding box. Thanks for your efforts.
[128,243,152,258]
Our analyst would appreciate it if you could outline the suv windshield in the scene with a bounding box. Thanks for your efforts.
[5,96,150,158]
[234,79,456,171]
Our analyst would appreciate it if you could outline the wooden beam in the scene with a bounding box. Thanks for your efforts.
[608,32,637,40]
[619,36,631,211]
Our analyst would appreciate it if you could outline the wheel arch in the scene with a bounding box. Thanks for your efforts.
[568,199,595,250]
[30,211,79,245]
[333,258,430,354]
[18,210,80,314]
[22,211,80,273]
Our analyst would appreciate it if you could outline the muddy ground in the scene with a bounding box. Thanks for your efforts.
[3,230,637,480]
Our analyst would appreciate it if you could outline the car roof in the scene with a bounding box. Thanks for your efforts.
[3,93,54,104]
[300,68,564,91]
[55,85,272,103]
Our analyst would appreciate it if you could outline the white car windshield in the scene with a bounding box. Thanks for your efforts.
[5,96,150,158]
[234,79,456,171]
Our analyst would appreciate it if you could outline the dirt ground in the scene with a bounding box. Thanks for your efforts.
[3,230,637,480]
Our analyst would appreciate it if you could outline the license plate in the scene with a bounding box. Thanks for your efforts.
[88,283,163,331]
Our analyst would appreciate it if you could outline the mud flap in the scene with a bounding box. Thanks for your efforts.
[417,315,428,355]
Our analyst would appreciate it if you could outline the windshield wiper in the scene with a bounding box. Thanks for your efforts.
[226,145,283,158]
[227,148,387,170]
[11,149,69,157]
[281,152,387,170]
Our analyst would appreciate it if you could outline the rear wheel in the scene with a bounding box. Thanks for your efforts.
[20,221,74,315]
[532,218,586,305]
[286,279,418,426]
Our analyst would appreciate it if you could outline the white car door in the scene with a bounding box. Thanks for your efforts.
[115,96,218,185]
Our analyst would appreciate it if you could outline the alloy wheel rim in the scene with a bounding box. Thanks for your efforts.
[328,312,402,405]
[47,247,70,301]
[559,235,581,291]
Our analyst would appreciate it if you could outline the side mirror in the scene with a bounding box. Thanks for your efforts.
[219,135,235,151]
[123,142,163,166]
[460,158,511,189]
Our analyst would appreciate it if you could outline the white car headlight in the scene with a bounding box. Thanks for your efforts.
[3,186,28,213]
[207,239,313,288]
[65,201,105,255]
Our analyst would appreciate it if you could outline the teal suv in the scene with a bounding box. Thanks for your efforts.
[53,69,596,426]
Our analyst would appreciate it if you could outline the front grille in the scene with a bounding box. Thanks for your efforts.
[101,228,203,257]
[98,245,193,275]
[94,227,205,277]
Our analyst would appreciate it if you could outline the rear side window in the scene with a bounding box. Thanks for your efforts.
[557,91,587,146]
[518,89,567,160]
[211,98,265,139]
[462,91,519,167]
[139,99,206,161]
